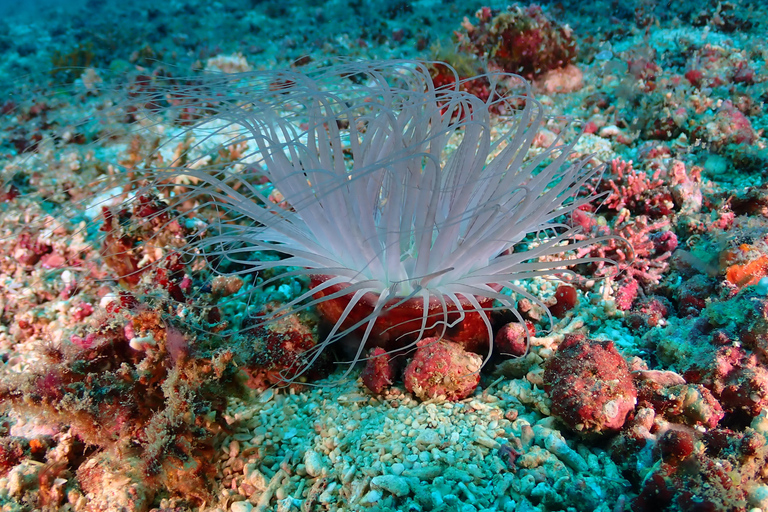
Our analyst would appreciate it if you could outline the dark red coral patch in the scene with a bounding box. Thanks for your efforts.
[403,337,482,401]
[457,4,577,79]
[544,334,637,434]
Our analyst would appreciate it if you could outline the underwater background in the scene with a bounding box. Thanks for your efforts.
[0,0,767,511]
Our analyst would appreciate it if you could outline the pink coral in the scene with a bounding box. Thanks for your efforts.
[574,211,676,287]
[598,159,672,218]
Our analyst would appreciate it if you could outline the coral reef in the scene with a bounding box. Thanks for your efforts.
[0,0,766,508]
[0,300,241,508]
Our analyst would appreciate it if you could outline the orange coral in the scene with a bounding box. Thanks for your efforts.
[726,255,768,289]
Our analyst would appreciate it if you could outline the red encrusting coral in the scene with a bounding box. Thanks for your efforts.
[403,337,482,401]
[657,428,696,463]
[241,309,331,389]
[457,4,577,79]
[548,284,578,318]
[361,347,399,395]
[494,321,534,358]
[544,334,637,434]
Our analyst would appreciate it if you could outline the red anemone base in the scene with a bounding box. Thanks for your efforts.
[310,275,495,354]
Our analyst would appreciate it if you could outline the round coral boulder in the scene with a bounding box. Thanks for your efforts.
[494,321,532,357]
[403,338,482,401]
[544,334,637,434]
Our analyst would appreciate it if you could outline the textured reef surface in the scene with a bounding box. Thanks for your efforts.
[0,0,767,511]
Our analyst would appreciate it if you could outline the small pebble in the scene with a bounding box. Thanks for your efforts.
[231,502,253,512]
[304,450,325,477]
[362,489,383,504]
[371,475,411,497]
[415,430,440,449]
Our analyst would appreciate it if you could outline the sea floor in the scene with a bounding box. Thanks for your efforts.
[1,0,767,511]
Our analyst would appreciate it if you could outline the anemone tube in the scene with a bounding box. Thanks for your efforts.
[107,61,619,381]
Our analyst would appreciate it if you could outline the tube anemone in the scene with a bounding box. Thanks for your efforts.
[86,60,618,381]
